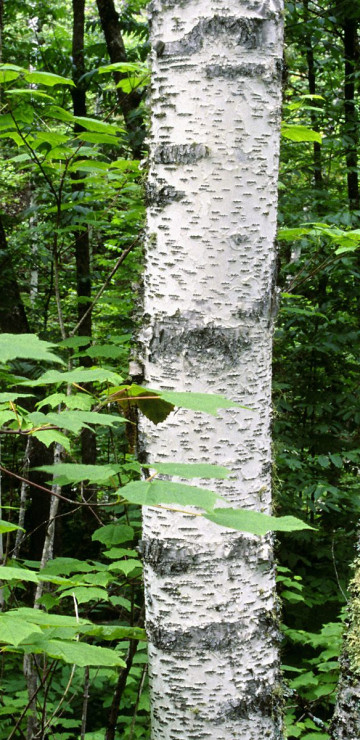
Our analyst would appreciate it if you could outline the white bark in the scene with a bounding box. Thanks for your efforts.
[141,2,284,738]
[330,556,360,739]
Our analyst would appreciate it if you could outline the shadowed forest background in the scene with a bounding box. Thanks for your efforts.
[0,1,359,738]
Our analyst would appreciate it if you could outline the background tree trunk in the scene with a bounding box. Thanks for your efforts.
[140,1,284,738]
[330,555,360,739]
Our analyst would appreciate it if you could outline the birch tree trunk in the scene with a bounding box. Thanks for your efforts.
[140,1,284,738]
[330,556,360,739]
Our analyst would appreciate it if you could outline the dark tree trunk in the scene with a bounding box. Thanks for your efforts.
[343,17,359,212]
[303,0,323,194]
[0,215,30,334]
[95,0,145,157]
[71,0,97,502]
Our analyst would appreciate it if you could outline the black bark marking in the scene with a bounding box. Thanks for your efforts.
[138,538,195,575]
[147,612,280,653]
[215,680,282,721]
[206,62,269,79]
[159,16,264,58]
[149,323,251,368]
[153,143,209,165]
[146,181,186,209]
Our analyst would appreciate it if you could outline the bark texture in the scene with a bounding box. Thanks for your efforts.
[141,2,284,739]
[330,557,360,739]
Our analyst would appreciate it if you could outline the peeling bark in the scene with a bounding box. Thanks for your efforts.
[141,1,284,738]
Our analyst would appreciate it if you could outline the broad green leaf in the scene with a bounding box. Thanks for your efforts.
[83,345,127,359]
[36,392,92,411]
[108,559,142,576]
[59,587,109,604]
[329,453,343,468]
[0,520,24,534]
[204,509,314,535]
[25,71,75,87]
[58,336,91,348]
[104,548,138,559]
[151,390,247,416]
[278,227,311,241]
[31,429,71,452]
[46,105,75,122]
[0,70,20,83]
[119,479,224,511]
[5,89,55,100]
[0,567,39,583]
[68,160,108,173]
[76,132,118,145]
[116,75,149,93]
[36,463,122,485]
[29,409,126,435]
[73,117,120,135]
[39,639,125,667]
[0,410,17,425]
[86,624,146,641]
[40,558,98,576]
[9,607,90,627]
[0,392,34,403]
[98,62,142,74]
[0,334,63,364]
[92,524,134,546]
[151,462,231,479]
[0,615,41,646]
[281,124,322,143]
[22,367,123,387]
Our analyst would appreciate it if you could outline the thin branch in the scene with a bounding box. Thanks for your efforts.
[70,236,140,336]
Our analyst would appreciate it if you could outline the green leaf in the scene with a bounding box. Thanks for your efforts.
[119,479,224,511]
[25,71,75,87]
[281,124,322,143]
[98,62,142,74]
[83,345,127,360]
[92,524,134,546]
[76,132,118,145]
[35,463,122,486]
[68,160,108,173]
[329,453,343,468]
[9,608,91,628]
[278,227,311,241]
[29,409,125,435]
[151,390,247,416]
[0,334,63,364]
[204,509,315,535]
[31,429,71,452]
[108,559,142,576]
[58,336,91,348]
[150,462,231,479]
[0,392,34,403]
[0,566,39,583]
[0,70,21,83]
[36,392,93,411]
[87,624,146,641]
[5,89,55,100]
[73,117,121,135]
[0,520,24,534]
[0,615,41,646]
[46,105,75,123]
[22,367,123,387]
[39,639,125,667]
[59,587,109,604]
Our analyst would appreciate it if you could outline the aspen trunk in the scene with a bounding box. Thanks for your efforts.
[141,1,284,738]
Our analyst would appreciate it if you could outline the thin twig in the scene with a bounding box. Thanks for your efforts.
[70,237,140,337]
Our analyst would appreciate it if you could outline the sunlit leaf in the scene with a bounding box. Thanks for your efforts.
[204,509,314,535]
